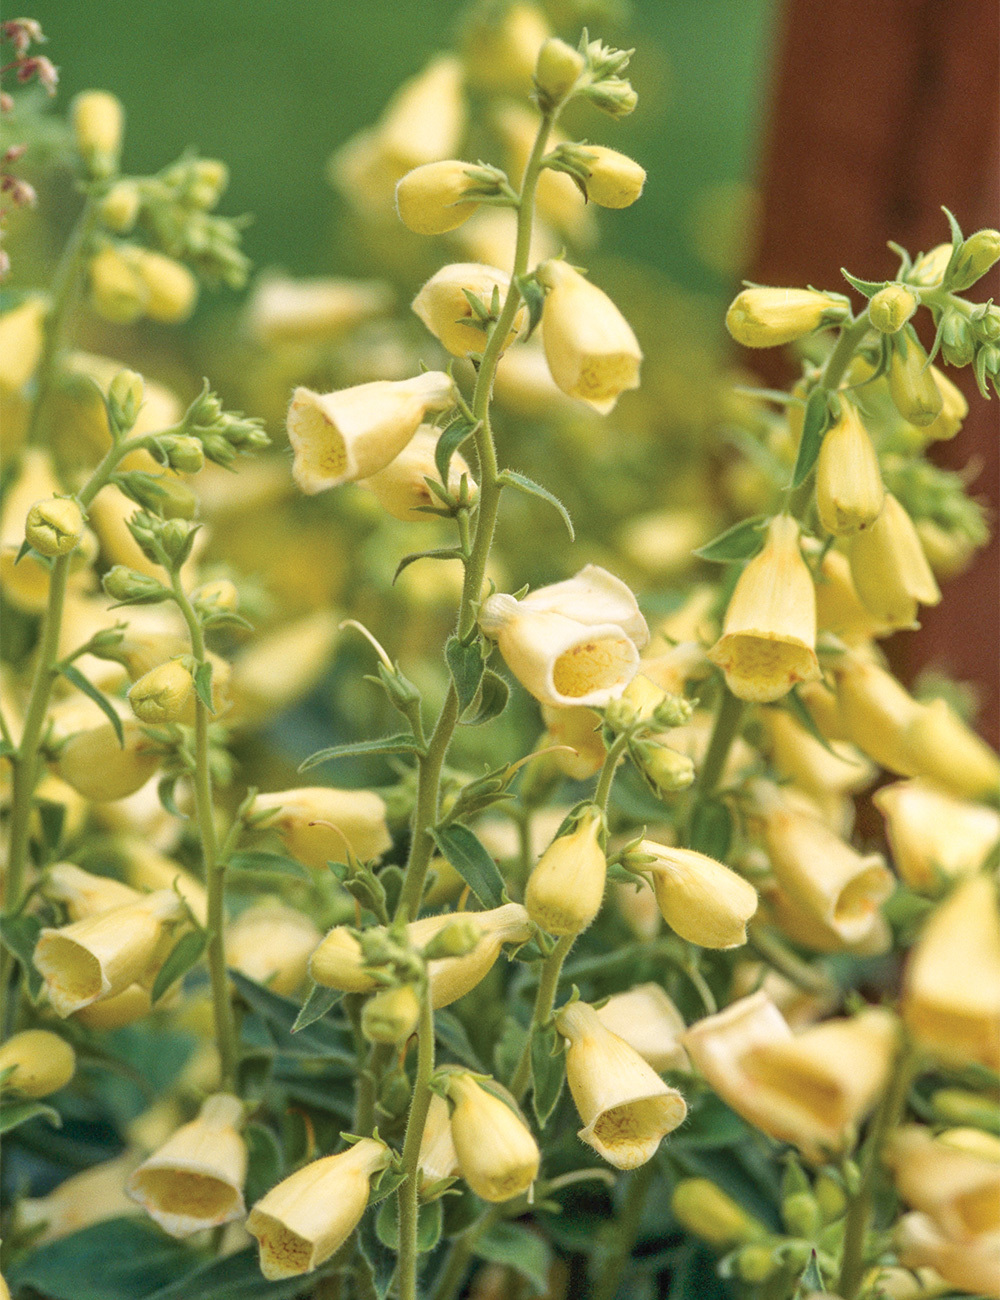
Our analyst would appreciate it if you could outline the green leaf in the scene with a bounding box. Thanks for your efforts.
[193,660,214,713]
[430,824,505,909]
[7,1218,192,1300]
[376,1195,443,1254]
[59,663,124,746]
[473,1221,552,1295]
[229,970,354,1063]
[393,547,464,584]
[784,685,848,759]
[226,850,310,880]
[694,515,768,563]
[498,469,575,540]
[530,1023,566,1128]
[357,1205,396,1300]
[687,799,733,859]
[462,669,509,725]
[157,775,188,819]
[0,911,43,998]
[243,1122,283,1207]
[434,1007,486,1070]
[446,635,485,713]
[434,415,480,484]
[299,733,423,773]
[791,388,832,488]
[292,981,343,1033]
[0,1097,62,1134]
[796,1248,825,1296]
[151,928,210,1003]
[36,798,67,855]
[839,268,886,299]
[514,272,547,339]
[146,1245,309,1300]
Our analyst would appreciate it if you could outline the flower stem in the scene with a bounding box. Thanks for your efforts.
[396,980,436,1300]
[594,731,630,814]
[508,931,573,1103]
[590,1159,658,1300]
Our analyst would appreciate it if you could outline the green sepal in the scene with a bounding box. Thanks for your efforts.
[58,664,125,747]
[694,515,768,563]
[150,927,211,1003]
[791,387,833,488]
[498,469,575,540]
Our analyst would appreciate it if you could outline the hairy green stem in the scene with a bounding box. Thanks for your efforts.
[429,1205,502,1300]
[693,686,744,806]
[172,574,238,1090]
[590,1159,658,1300]
[508,932,573,1103]
[594,731,630,814]
[396,982,436,1300]
[820,312,875,394]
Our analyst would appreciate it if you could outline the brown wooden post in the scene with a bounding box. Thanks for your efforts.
[747,0,999,744]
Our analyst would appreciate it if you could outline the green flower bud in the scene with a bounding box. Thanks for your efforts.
[100,181,141,233]
[671,1178,766,1247]
[868,284,917,333]
[974,303,1000,342]
[930,1087,1000,1130]
[159,517,197,564]
[193,578,239,614]
[158,435,205,473]
[814,1172,847,1223]
[119,472,199,521]
[128,659,194,723]
[735,1245,779,1284]
[102,565,168,604]
[949,227,1000,291]
[25,497,85,557]
[189,158,229,208]
[940,309,976,366]
[781,1191,822,1239]
[108,368,145,432]
[534,37,586,106]
[361,984,421,1044]
[634,741,696,793]
[888,329,943,426]
[584,77,638,118]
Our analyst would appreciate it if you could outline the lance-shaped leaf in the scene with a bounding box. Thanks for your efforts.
[430,824,505,909]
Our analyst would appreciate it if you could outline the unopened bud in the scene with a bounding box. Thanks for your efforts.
[888,330,943,426]
[634,741,696,793]
[103,565,168,604]
[395,161,482,236]
[128,249,198,324]
[0,1029,76,1098]
[579,145,646,209]
[189,158,229,208]
[100,181,141,233]
[949,228,1000,291]
[868,284,917,333]
[781,1190,822,1239]
[89,247,147,323]
[25,497,85,557]
[361,984,421,1044]
[108,369,145,431]
[671,1178,767,1247]
[814,1172,847,1222]
[585,77,638,118]
[193,577,239,613]
[120,473,198,521]
[534,38,586,106]
[735,1245,778,1284]
[128,659,193,724]
[422,918,480,960]
[930,1087,1000,1131]
[71,90,123,177]
[726,287,850,348]
[157,435,205,473]
[159,517,196,562]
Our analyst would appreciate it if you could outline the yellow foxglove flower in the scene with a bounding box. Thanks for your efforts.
[902,873,1000,1069]
[127,249,198,323]
[0,1029,76,1098]
[888,1126,1000,1244]
[252,787,392,867]
[740,1008,899,1157]
[761,708,875,800]
[247,1137,391,1280]
[750,780,893,944]
[681,991,792,1124]
[874,779,1000,891]
[0,296,47,393]
[71,90,124,176]
[127,1093,247,1237]
[286,372,454,494]
[725,287,849,347]
[0,447,82,613]
[888,331,943,426]
[89,245,148,323]
[463,4,550,94]
[120,838,208,927]
[418,1093,459,1196]
[247,274,391,345]
[525,806,606,935]
[127,659,194,724]
[921,365,968,441]
[814,399,884,536]
[671,1179,768,1247]
[416,903,532,1008]
[361,426,477,521]
[639,841,758,949]
[45,862,140,920]
[707,515,819,703]
[34,890,185,1017]
[594,984,690,1073]
[480,565,647,708]
[16,1152,142,1243]
[361,984,421,1044]
[895,1211,1000,1298]
[412,262,524,357]
[308,927,374,993]
[761,878,892,957]
[579,145,647,208]
[226,903,321,996]
[555,1001,687,1170]
[849,494,940,629]
[902,698,1000,801]
[537,259,642,412]
[446,1073,540,1202]
[868,284,918,333]
[74,983,156,1029]
[55,715,162,802]
[813,547,891,643]
[229,610,339,726]
[539,703,606,779]
[833,651,924,776]
[395,160,482,235]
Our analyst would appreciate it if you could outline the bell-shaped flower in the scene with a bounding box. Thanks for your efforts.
[849,493,940,629]
[418,1092,459,1197]
[833,651,924,776]
[126,1093,247,1237]
[749,780,893,945]
[34,890,186,1017]
[0,1029,76,1098]
[874,779,1000,892]
[445,1072,540,1202]
[536,259,642,412]
[888,1126,1000,1245]
[555,1000,687,1169]
[44,862,140,921]
[707,516,820,702]
[286,371,454,494]
[895,1210,1000,1298]
[395,160,482,235]
[901,697,1000,801]
[361,425,477,522]
[725,287,849,348]
[539,703,606,779]
[594,984,690,1073]
[412,263,524,357]
[813,548,892,644]
[247,274,392,345]
[252,787,392,867]
[479,565,647,708]
[760,707,874,801]
[638,841,758,949]
[226,902,321,996]
[814,398,884,536]
[247,1137,391,1280]
[902,873,1000,1069]
[524,806,606,936]
[54,714,161,802]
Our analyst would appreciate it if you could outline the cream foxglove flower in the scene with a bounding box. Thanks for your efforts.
[888,1126,1000,1245]
[813,548,892,644]
[671,1179,768,1247]
[286,372,454,494]
[44,862,140,921]
[126,1093,247,1238]
[849,494,940,629]
[901,697,1000,801]
[395,160,482,235]
[252,787,392,867]
[594,984,690,1073]
[247,274,391,345]
[638,842,758,949]
[895,1211,1000,1298]
[833,651,924,776]
[524,806,606,935]
[412,262,525,357]
[725,287,849,348]
[0,296,46,393]
[707,515,819,703]
[225,903,321,997]
[480,565,647,708]
[537,259,642,412]
[445,1073,540,1202]
[34,890,185,1017]
[361,425,477,522]
[760,707,874,800]
[555,1001,687,1169]
[418,1092,459,1196]
[539,703,606,779]
[0,1030,76,1098]
[577,145,646,208]
[873,779,1000,891]
[247,1138,391,1280]
[814,398,884,536]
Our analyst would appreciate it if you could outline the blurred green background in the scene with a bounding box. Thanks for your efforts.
[23,0,778,303]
